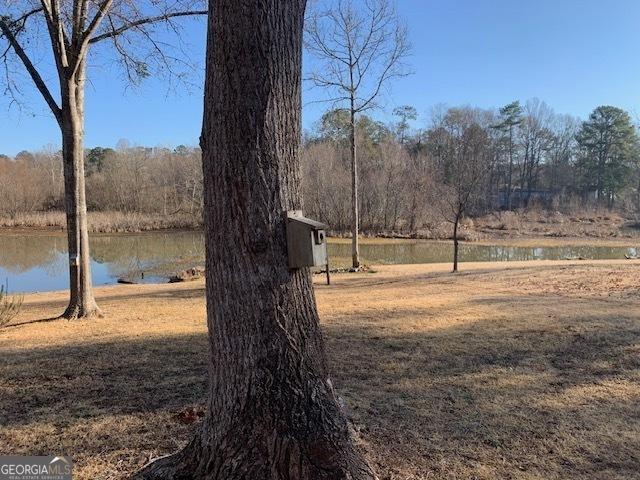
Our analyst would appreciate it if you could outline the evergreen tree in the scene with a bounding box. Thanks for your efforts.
[393,105,418,144]
[493,101,523,210]
[576,106,638,205]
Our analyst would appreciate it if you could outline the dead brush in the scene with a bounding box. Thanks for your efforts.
[0,286,23,327]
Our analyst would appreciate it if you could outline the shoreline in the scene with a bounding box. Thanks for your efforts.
[12,258,637,298]
[2,227,639,247]
[2,207,639,244]
[0,226,204,237]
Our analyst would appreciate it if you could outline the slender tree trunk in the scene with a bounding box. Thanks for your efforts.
[136,1,376,478]
[60,60,100,319]
[383,170,393,231]
[190,175,197,214]
[408,192,417,234]
[350,101,360,268]
[452,214,460,273]
[597,149,605,204]
[507,127,513,210]
[392,197,399,231]
[163,190,167,216]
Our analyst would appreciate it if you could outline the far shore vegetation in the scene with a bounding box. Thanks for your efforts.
[1,208,640,243]
[3,102,640,241]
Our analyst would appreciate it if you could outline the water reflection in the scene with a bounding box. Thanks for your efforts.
[328,241,638,266]
[0,232,206,293]
[0,232,637,293]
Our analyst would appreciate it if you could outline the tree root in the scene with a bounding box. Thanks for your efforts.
[133,430,378,480]
[60,302,103,320]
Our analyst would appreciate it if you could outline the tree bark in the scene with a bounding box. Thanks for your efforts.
[135,1,376,478]
[60,59,100,319]
[350,101,360,268]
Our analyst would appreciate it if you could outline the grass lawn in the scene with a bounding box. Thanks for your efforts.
[1,260,639,479]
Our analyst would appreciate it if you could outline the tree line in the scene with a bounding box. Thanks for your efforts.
[0,144,202,219]
[302,101,640,232]
[2,100,639,237]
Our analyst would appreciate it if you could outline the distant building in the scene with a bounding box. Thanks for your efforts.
[498,188,554,209]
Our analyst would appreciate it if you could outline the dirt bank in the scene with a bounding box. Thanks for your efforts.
[1,260,639,479]
[472,209,640,240]
[359,210,640,242]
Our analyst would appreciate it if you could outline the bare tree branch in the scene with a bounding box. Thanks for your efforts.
[305,0,411,114]
[88,10,207,44]
[71,0,113,75]
[0,16,62,126]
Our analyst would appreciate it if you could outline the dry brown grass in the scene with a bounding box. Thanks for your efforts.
[475,209,640,241]
[0,211,201,233]
[1,260,639,479]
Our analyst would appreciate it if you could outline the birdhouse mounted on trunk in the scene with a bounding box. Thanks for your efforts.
[286,210,328,268]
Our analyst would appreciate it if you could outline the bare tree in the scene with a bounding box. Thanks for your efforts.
[404,152,434,234]
[430,108,492,272]
[301,140,352,229]
[519,99,554,207]
[0,1,206,318]
[378,140,406,230]
[305,0,410,268]
[547,114,579,203]
[136,0,376,478]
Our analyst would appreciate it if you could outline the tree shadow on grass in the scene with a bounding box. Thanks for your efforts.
[0,292,638,479]
[323,301,640,480]
[0,333,209,430]
[3,316,60,329]
[7,284,207,328]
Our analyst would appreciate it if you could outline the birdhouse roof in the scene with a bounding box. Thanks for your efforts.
[287,212,328,230]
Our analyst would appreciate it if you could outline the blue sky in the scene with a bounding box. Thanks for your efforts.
[2,0,640,156]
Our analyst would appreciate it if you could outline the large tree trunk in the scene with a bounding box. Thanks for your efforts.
[60,60,100,319]
[136,1,376,478]
[350,103,360,268]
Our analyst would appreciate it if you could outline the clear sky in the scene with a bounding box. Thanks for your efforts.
[2,0,640,156]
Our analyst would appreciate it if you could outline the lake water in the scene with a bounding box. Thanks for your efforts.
[0,231,637,293]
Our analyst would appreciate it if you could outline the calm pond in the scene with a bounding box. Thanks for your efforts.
[0,231,637,293]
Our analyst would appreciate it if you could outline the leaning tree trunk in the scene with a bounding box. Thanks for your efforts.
[60,60,100,319]
[136,0,376,478]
